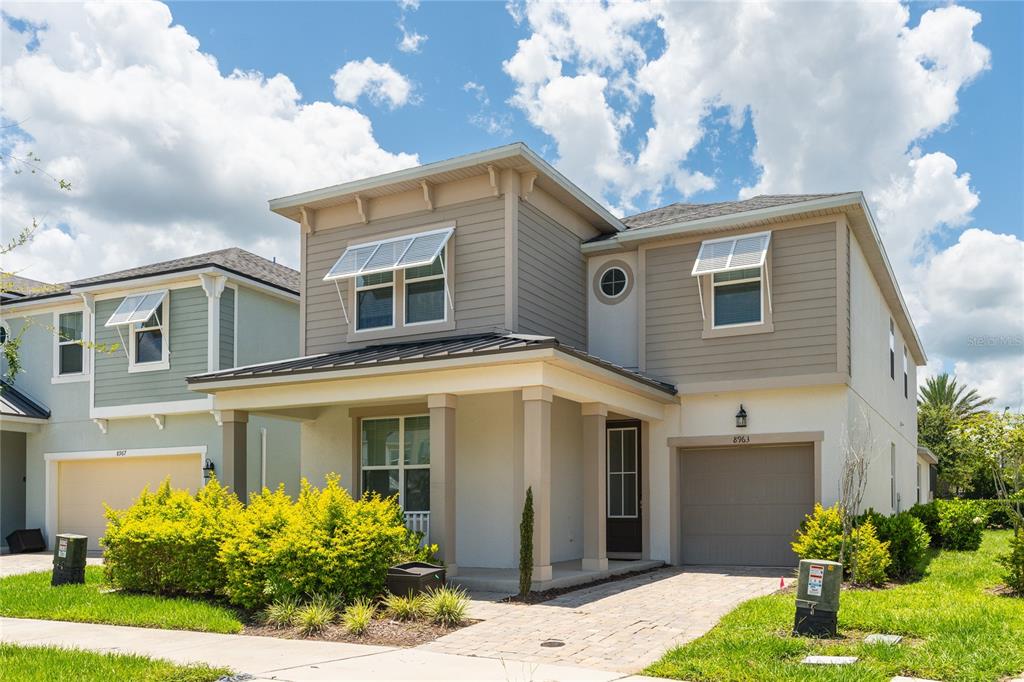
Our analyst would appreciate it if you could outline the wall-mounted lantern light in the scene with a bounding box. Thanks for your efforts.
[735,405,748,428]
[202,458,216,481]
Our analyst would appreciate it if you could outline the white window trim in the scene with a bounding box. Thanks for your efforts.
[128,293,170,373]
[354,273,396,332]
[403,249,448,327]
[52,309,89,383]
[710,269,764,329]
[599,266,629,299]
[360,415,430,512]
[607,426,639,519]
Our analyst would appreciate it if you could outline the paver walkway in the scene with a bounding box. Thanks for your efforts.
[0,552,102,577]
[426,565,786,672]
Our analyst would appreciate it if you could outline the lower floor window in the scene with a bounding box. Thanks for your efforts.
[360,415,430,511]
[608,427,638,518]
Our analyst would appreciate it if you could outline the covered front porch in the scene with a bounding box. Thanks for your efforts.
[187,334,678,590]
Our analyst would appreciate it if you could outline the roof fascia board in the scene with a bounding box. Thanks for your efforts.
[269,143,626,233]
[72,265,299,299]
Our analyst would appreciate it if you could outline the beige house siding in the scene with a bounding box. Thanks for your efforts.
[517,200,588,350]
[304,197,506,355]
[645,222,838,385]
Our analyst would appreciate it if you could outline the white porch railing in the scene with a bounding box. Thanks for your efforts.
[404,511,430,542]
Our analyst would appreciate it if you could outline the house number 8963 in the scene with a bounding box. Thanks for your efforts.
[732,435,750,444]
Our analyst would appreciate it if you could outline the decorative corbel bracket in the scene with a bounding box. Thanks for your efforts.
[299,206,314,234]
[93,418,108,435]
[151,414,165,431]
[355,195,369,223]
[211,410,223,427]
[487,165,500,197]
[520,171,538,200]
[199,273,227,300]
[421,180,434,211]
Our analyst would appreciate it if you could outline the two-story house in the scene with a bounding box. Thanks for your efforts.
[186,144,933,590]
[1,248,301,552]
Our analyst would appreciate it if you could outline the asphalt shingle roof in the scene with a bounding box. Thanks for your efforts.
[0,274,57,298]
[1,380,50,420]
[621,194,847,231]
[3,248,299,303]
[188,332,677,395]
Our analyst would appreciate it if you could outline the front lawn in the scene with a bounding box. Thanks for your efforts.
[0,643,230,682]
[646,530,1024,682]
[0,566,243,633]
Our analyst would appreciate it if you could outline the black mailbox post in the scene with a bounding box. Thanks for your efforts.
[386,561,446,596]
[51,534,88,586]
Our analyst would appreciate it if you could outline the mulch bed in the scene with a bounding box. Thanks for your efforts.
[501,566,663,605]
[244,617,476,647]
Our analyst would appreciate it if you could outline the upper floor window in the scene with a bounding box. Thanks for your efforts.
[903,346,909,398]
[104,290,169,372]
[356,271,395,330]
[712,268,762,327]
[405,249,446,325]
[56,311,84,376]
[889,318,895,380]
[600,267,628,298]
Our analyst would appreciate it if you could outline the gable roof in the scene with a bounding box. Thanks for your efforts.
[187,331,677,395]
[1,247,299,306]
[1,273,59,300]
[0,380,50,421]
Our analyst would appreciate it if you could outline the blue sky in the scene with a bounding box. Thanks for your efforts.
[167,0,1021,237]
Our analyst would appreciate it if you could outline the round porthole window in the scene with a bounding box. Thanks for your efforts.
[0,325,8,345]
[599,267,628,298]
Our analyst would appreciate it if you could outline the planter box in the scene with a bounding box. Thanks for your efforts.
[386,561,446,596]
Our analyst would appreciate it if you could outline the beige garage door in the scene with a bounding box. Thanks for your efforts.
[679,444,813,566]
[58,454,202,551]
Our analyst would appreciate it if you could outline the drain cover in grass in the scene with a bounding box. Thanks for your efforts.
[865,634,903,645]
[802,655,858,665]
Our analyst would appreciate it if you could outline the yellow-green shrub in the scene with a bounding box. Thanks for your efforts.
[219,475,437,609]
[102,477,242,596]
[791,503,844,562]
[850,520,891,587]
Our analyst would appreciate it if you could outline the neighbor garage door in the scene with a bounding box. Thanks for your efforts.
[58,454,202,551]
[679,444,813,566]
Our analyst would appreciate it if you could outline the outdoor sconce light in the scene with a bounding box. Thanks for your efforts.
[735,405,748,428]
[202,458,216,481]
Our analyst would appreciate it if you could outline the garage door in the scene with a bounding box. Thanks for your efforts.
[58,454,202,551]
[679,444,813,566]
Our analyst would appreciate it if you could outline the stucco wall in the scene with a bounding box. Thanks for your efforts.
[550,396,584,562]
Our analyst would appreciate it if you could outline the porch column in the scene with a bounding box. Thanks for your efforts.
[219,410,248,499]
[522,386,552,582]
[429,394,457,575]
[582,403,608,571]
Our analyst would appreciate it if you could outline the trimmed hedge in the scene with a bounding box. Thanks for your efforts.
[937,499,988,551]
[860,508,931,580]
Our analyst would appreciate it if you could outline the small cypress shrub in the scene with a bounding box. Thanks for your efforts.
[519,487,534,596]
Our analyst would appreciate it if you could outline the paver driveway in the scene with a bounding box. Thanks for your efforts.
[423,565,786,673]
[0,552,102,577]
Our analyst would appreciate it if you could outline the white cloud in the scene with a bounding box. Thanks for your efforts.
[396,0,427,54]
[1,1,418,284]
[463,81,513,137]
[331,57,414,108]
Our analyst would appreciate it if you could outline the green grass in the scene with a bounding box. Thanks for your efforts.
[646,530,1024,682]
[0,643,229,682]
[0,566,243,634]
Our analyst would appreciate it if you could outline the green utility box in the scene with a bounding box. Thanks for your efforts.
[793,558,842,637]
[51,534,88,586]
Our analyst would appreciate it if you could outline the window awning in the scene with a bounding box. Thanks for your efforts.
[691,231,771,277]
[104,291,166,327]
[324,226,454,282]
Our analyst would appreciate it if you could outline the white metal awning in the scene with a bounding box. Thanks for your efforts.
[104,291,166,327]
[323,226,454,282]
[691,231,771,277]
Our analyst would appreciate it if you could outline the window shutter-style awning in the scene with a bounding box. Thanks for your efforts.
[690,231,771,277]
[323,226,454,282]
[104,291,166,327]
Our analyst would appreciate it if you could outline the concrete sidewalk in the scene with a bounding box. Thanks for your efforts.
[0,617,661,682]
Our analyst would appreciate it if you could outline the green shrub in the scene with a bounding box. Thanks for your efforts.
[851,520,891,587]
[998,531,1024,596]
[263,596,300,628]
[860,509,930,580]
[791,503,844,562]
[519,487,534,596]
[383,593,425,621]
[293,594,337,635]
[908,502,940,546]
[102,478,241,596]
[219,476,436,609]
[937,499,988,551]
[342,597,376,635]
[424,584,468,627]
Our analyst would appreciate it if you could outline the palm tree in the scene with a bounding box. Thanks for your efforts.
[918,373,995,418]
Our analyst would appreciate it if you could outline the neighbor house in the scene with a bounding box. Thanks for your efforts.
[1,248,301,552]
[186,144,931,589]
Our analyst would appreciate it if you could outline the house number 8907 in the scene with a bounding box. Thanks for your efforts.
[115,450,127,457]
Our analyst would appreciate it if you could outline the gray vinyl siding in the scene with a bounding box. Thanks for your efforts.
[94,286,208,406]
[645,222,838,385]
[305,197,506,355]
[220,287,235,370]
[517,200,588,350]
[236,286,299,366]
